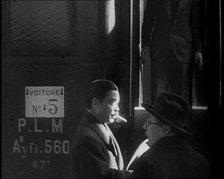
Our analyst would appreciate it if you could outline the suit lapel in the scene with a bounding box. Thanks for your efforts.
[164,0,188,22]
[82,111,124,169]
[175,0,188,19]
[163,0,172,20]
[82,111,111,145]
[105,124,124,170]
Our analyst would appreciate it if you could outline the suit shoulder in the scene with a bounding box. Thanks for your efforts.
[75,123,101,141]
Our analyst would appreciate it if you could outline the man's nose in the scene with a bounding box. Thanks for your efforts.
[114,105,120,113]
[143,122,147,130]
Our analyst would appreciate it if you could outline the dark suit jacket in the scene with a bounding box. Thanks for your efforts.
[142,0,202,63]
[131,135,210,179]
[69,110,126,179]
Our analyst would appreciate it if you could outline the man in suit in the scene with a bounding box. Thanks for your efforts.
[130,92,210,179]
[141,0,203,103]
[69,79,130,179]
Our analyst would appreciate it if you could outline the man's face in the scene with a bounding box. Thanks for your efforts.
[95,90,120,123]
[143,113,164,146]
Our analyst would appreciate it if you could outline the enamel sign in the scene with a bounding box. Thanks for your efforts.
[25,86,64,118]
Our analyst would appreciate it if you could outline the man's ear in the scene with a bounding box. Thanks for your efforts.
[92,98,99,109]
[162,124,171,135]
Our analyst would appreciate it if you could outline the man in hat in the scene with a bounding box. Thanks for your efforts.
[130,92,210,179]
[69,79,130,179]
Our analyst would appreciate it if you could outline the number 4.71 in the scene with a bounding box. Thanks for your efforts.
[32,160,50,169]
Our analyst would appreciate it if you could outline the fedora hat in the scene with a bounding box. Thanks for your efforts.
[142,92,192,135]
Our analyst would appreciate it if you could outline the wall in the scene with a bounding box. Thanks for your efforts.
[1,1,114,178]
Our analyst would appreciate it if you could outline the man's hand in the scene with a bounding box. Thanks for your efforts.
[141,46,150,64]
[195,52,203,71]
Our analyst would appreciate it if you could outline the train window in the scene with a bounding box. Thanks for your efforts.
[137,0,210,109]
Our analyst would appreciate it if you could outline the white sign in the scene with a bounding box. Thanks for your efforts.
[25,86,64,118]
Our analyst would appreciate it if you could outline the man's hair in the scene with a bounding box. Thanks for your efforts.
[159,119,188,138]
[87,79,118,108]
